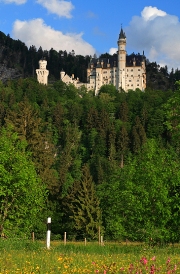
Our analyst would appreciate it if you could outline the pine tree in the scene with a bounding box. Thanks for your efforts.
[116,126,129,168]
[131,116,146,153]
[67,164,102,239]
[4,99,58,190]
[116,101,130,167]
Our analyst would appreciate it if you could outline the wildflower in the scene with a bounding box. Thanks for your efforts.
[151,256,156,261]
[58,257,63,261]
[140,257,148,265]
[150,264,156,274]
[129,263,134,272]
[167,258,171,265]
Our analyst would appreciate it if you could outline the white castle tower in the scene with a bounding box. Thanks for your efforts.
[36,58,49,85]
[117,27,126,90]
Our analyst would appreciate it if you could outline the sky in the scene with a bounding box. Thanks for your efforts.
[0,0,180,70]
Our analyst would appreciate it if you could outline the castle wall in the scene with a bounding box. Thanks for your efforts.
[37,28,146,94]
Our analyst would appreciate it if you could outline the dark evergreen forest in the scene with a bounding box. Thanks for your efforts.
[1,31,180,243]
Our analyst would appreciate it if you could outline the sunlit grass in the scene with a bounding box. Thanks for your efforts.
[0,239,180,273]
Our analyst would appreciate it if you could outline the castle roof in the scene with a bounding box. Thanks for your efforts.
[126,53,145,67]
[88,53,145,69]
[119,27,126,39]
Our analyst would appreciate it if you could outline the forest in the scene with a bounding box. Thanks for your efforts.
[1,31,180,243]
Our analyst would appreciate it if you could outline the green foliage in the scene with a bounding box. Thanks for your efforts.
[0,126,47,236]
[98,139,180,242]
[67,164,103,239]
[1,55,180,242]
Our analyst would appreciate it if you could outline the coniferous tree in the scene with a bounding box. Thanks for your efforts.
[116,126,129,168]
[4,99,58,190]
[131,116,146,153]
[116,101,130,167]
[67,164,103,239]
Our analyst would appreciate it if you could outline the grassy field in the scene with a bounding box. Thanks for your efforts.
[0,239,180,273]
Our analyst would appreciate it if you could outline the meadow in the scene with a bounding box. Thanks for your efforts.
[0,239,180,273]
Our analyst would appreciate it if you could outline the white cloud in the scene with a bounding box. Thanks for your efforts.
[109,47,117,55]
[124,6,180,69]
[1,0,26,4]
[36,0,74,18]
[12,18,95,56]
[141,6,167,21]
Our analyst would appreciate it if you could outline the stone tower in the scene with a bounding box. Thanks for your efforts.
[60,69,65,80]
[36,58,49,85]
[117,27,126,90]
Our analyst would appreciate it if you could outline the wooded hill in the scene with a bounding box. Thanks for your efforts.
[1,31,180,90]
[1,31,180,244]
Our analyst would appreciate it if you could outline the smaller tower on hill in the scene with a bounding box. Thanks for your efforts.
[36,58,49,85]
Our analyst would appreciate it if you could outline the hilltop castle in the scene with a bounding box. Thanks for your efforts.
[36,58,49,85]
[36,28,146,94]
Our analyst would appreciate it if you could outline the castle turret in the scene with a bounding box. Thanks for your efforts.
[60,69,65,80]
[117,27,126,90]
[36,58,49,85]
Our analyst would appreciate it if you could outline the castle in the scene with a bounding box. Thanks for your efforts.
[36,58,49,85]
[36,28,146,94]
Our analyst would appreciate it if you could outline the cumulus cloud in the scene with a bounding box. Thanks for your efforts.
[141,6,167,21]
[109,48,117,55]
[12,18,95,56]
[123,6,180,69]
[36,0,74,18]
[1,0,26,4]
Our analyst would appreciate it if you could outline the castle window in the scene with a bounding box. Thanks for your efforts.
[131,75,133,77]
[129,80,131,82]
[138,69,140,71]
[131,84,133,86]
[137,84,139,86]
[131,69,133,71]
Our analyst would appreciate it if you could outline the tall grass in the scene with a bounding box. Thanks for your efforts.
[1,239,180,273]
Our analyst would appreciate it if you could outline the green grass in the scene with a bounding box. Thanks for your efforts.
[0,239,180,273]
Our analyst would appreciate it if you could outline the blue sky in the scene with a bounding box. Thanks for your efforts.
[0,0,180,69]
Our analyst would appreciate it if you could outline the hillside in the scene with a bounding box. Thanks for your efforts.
[0,30,180,89]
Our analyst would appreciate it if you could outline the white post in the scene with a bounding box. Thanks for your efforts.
[64,232,66,245]
[85,238,87,246]
[101,235,103,246]
[46,217,51,249]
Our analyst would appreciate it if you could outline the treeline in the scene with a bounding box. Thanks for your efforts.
[1,31,180,90]
[1,77,180,243]
[0,31,89,82]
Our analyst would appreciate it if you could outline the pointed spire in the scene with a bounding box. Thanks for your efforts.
[119,26,126,39]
